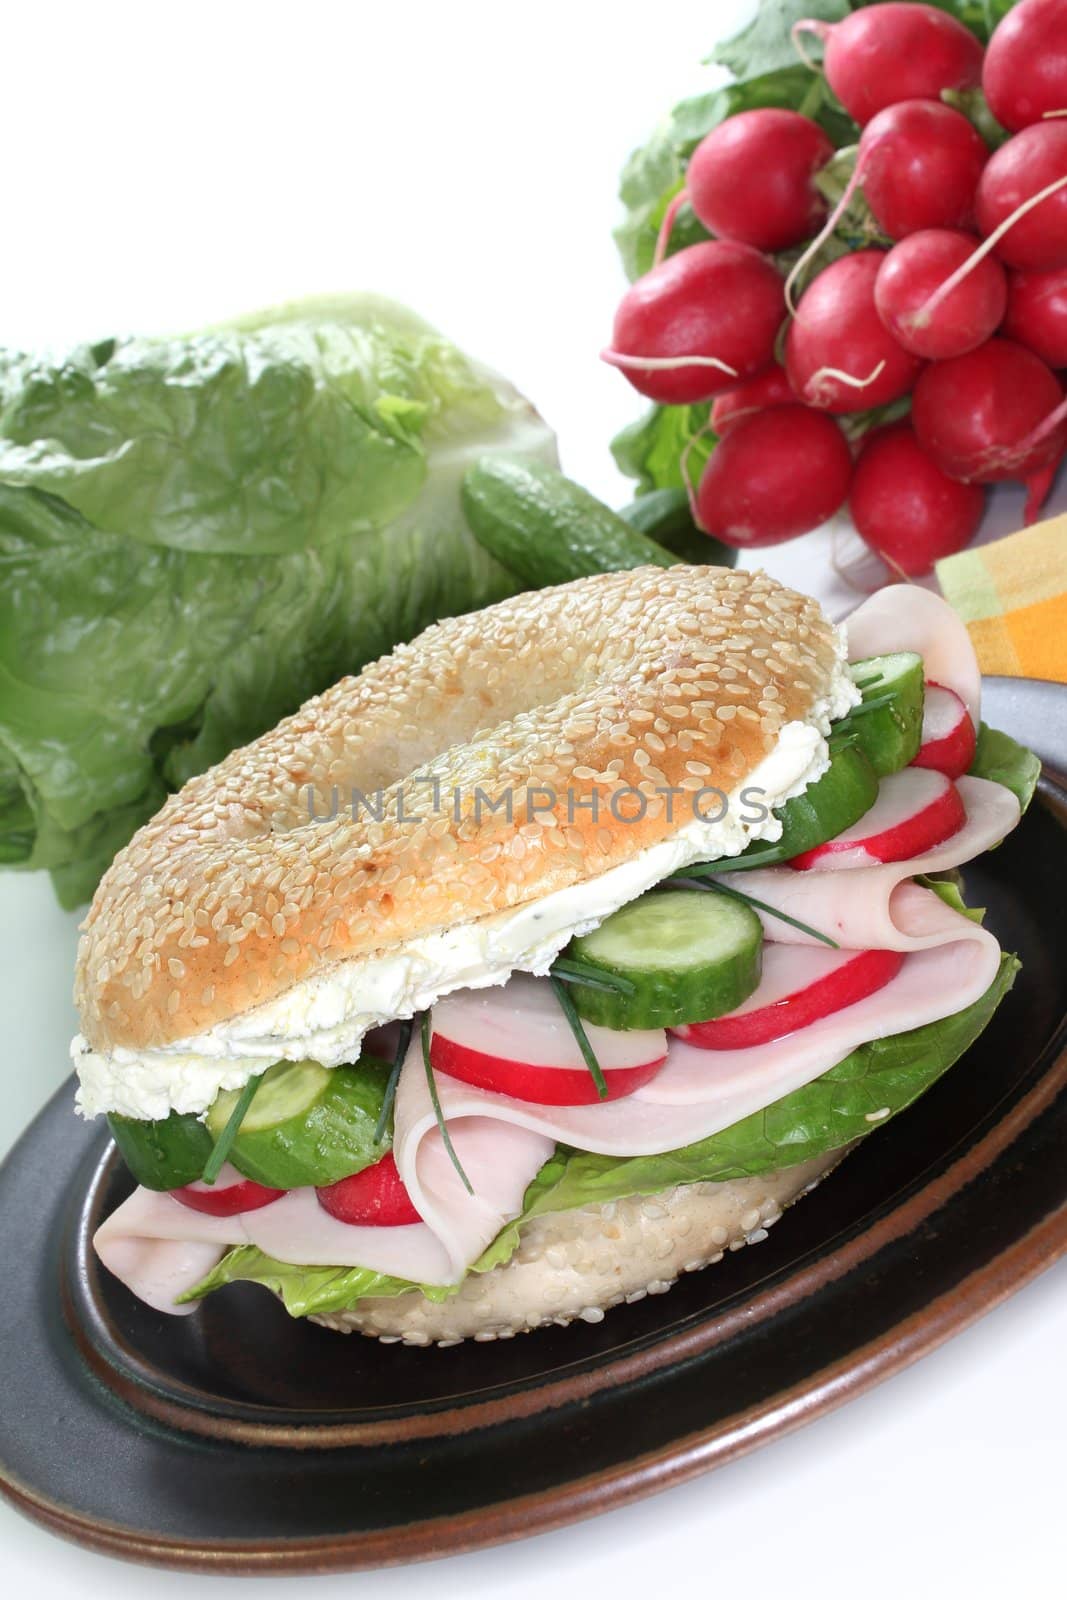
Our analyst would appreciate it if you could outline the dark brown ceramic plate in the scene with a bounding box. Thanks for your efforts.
[0,677,1064,1575]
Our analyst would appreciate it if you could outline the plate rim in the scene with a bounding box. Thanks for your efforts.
[6,1101,1066,1574]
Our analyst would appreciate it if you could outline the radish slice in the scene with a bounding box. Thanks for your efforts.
[173,1162,284,1217]
[673,945,905,1050]
[430,973,667,1106]
[789,769,966,870]
[316,1154,420,1227]
[911,682,977,780]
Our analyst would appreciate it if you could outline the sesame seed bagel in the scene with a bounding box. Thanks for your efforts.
[76,565,842,1056]
[312,1151,843,1344]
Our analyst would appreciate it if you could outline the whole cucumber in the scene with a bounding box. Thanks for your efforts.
[618,488,737,568]
[462,455,678,588]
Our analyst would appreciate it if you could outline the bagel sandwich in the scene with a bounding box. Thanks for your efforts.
[76,566,1031,1343]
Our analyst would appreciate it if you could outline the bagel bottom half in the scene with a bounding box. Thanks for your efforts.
[310,1150,847,1346]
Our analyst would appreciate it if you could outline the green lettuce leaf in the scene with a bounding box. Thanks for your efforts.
[179,1150,569,1317]
[183,953,1017,1317]
[915,872,986,925]
[0,296,556,906]
[969,723,1042,814]
[179,1248,455,1318]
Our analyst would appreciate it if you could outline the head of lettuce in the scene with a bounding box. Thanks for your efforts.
[0,295,556,907]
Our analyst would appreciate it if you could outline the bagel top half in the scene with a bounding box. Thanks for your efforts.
[75,564,847,1057]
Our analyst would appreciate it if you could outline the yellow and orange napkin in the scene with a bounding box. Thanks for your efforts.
[936,515,1067,685]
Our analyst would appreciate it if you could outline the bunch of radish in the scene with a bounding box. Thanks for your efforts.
[603,0,1067,575]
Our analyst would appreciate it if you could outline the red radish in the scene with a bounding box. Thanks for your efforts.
[789,768,966,870]
[602,241,785,405]
[849,422,985,576]
[786,252,923,414]
[173,1164,284,1217]
[792,4,984,128]
[912,683,978,779]
[911,338,1067,486]
[975,123,1067,271]
[784,105,988,310]
[857,101,988,241]
[983,0,1067,132]
[1003,264,1067,367]
[875,231,1007,360]
[682,110,834,253]
[429,974,667,1106]
[1022,450,1065,524]
[316,1154,420,1227]
[674,946,905,1051]
[695,405,852,547]
[710,365,796,436]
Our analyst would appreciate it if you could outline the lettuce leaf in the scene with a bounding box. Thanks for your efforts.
[0,296,556,905]
[179,1149,569,1316]
[179,1249,453,1318]
[915,873,986,925]
[969,723,1042,814]
[183,954,1017,1318]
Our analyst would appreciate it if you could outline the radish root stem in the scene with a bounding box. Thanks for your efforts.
[790,18,829,76]
[784,156,863,315]
[679,415,718,531]
[1023,453,1063,524]
[830,520,891,596]
[995,394,1067,485]
[600,349,739,377]
[653,190,690,269]
[809,358,887,394]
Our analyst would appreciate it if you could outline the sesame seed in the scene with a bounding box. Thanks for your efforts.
[76,564,840,1053]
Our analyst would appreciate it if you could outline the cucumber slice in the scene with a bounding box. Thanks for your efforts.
[717,743,879,873]
[206,1057,390,1190]
[566,888,762,1029]
[847,652,925,776]
[107,1111,213,1191]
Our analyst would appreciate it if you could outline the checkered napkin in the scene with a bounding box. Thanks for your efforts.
[936,516,1067,685]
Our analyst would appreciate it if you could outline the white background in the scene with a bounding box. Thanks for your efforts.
[1,1,1065,1594]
